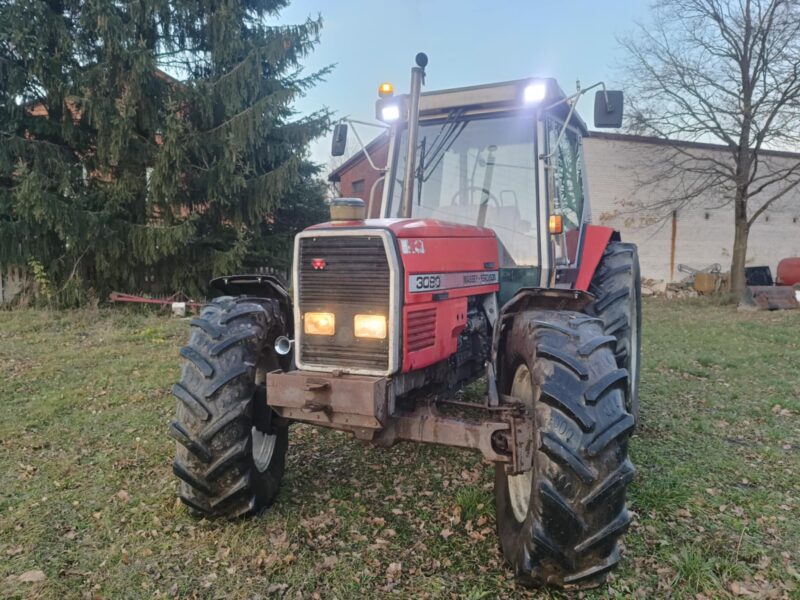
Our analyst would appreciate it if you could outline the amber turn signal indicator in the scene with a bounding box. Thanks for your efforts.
[378,82,394,97]
[549,214,563,235]
[304,312,335,336]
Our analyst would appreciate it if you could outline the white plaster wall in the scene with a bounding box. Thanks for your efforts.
[583,137,800,282]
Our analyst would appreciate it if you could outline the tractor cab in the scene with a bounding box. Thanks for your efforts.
[333,54,623,304]
[381,78,590,304]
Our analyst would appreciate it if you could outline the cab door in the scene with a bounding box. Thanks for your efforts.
[542,115,590,287]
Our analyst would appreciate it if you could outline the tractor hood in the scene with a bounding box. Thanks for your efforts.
[305,217,497,239]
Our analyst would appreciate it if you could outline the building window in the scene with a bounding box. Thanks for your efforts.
[351,179,365,194]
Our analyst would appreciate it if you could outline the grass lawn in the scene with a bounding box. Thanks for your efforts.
[1,299,798,599]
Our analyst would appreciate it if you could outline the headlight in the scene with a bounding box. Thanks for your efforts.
[354,314,387,339]
[304,312,335,336]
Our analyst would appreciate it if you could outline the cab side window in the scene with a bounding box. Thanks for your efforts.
[546,118,586,231]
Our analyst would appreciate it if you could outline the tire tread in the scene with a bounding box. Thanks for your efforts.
[584,241,642,422]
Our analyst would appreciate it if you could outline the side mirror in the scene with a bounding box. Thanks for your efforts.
[331,123,348,156]
[594,90,624,128]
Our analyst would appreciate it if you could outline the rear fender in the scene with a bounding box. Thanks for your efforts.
[209,274,293,335]
[574,225,620,291]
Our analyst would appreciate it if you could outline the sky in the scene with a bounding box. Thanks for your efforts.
[276,0,653,169]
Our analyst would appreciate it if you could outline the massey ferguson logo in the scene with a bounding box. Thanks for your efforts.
[408,270,499,293]
[400,239,425,255]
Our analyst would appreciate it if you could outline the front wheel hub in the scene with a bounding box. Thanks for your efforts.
[506,363,535,523]
[251,427,277,473]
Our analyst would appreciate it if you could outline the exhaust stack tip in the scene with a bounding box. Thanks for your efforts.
[274,336,293,356]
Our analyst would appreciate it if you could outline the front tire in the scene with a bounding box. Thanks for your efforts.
[169,297,289,519]
[495,310,635,588]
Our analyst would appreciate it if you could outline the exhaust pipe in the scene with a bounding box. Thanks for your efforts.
[400,52,428,219]
[274,336,293,356]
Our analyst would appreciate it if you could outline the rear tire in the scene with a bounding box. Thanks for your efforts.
[169,296,288,519]
[586,242,642,423]
[495,310,635,588]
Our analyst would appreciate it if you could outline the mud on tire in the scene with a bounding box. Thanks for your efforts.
[586,242,642,423]
[169,296,288,519]
[495,310,635,588]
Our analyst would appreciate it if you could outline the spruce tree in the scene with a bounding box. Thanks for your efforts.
[0,0,330,305]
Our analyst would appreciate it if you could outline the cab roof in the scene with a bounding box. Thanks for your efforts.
[416,77,588,134]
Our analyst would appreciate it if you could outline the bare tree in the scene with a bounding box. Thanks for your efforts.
[620,0,800,296]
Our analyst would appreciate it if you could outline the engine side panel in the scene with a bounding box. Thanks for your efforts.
[403,298,467,372]
[398,236,500,305]
[396,234,498,373]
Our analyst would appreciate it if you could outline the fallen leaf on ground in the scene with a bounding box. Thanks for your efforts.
[17,570,46,583]
[730,581,757,597]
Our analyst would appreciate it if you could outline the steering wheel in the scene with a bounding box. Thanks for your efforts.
[449,186,500,207]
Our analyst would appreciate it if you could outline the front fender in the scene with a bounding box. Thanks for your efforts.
[489,287,596,387]
[491,287,595,356]
[209,274,293,335]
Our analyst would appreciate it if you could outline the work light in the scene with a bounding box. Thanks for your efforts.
[380,104,401,121]
[523,82,547,103]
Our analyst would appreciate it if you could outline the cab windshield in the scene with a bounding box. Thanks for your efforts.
[386,113,538,266]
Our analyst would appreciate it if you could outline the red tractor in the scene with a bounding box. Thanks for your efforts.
[170,53,641,588]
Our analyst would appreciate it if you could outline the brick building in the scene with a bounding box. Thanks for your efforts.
[328,134,389,218]
[328,131,800,282]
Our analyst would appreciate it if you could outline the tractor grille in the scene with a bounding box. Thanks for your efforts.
[297,235,392,371]
[407,308,436,352]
